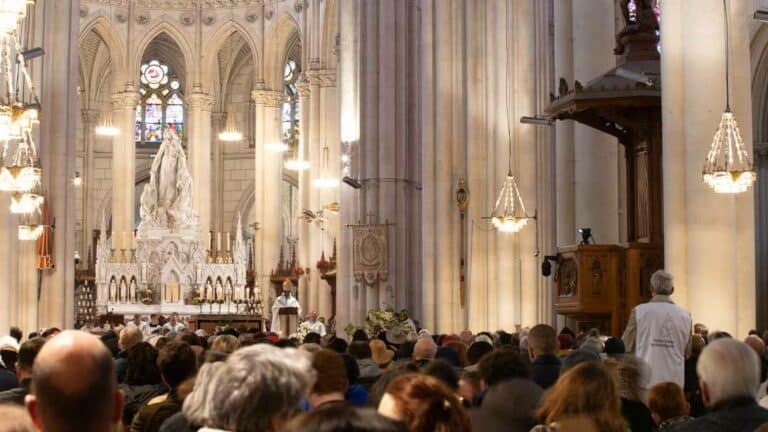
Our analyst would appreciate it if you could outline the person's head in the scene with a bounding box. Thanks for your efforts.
[349,341,373,360]
[472,379,543,431]
[308,311,318,323]
[370,339,395,368]
[535,361,627,432]
[0,404,35,432]
[16,337,45,381]
[603,355,645,402]
[169,312,178,324]
[466,341,493,366]
[26,331,123,432]
[158,341,197,390]
[124,342,161,386]
[478,349,530,388]
[182,361,226,427]
[284,405,407,432]
[327,336,349,354]
[132,315,141,325]
[40,328,60,339]
[379,373,471,432]
[561,349,601,372]
[527,324,557,359]
[424,359,460,390]
[10,326,22,344]
[650,270,674,296]
[352,329,369,342]
[444,341,468,367]
[557,333,574,351]
[412,338,437,362]
[118,326,143,352]
[310,349,348,405]
[745,335,766,356]
[697,338,760,407]
[207,344,316,432]
[604,337,626,357]
[694,323,708,338]
[303,332,321,345]
[211,334,240,354]
[648,382,689,426]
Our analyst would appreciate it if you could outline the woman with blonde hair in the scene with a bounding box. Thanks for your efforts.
[210,334,240,354]
[530,361,628,432]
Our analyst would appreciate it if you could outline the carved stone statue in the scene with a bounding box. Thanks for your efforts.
[129,279,137,302]
[205,278,213,300]
[138,128,198,232]
[109,278,117,302]
[215,279,223,300]
[119,278,128,302]
[225,278,233,300]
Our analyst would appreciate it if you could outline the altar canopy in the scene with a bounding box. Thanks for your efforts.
[95,129,254,316]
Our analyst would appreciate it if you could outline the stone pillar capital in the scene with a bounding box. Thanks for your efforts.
[306,69,337,88]
[251,89,283,107]
[187,93,214,111]
[111,91,141,109]
[295,74,311,98]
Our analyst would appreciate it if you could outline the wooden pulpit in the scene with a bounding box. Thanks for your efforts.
[554,243,660,336]
[278,306,299,337]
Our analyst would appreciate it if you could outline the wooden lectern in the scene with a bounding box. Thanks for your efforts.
[278,306,299,337]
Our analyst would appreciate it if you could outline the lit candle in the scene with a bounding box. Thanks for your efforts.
[217,232,222,252]
[208,232,212,250]
[226,232,231,251]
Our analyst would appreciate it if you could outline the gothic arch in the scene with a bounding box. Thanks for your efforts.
[132,22,196,92]
[201,21,261,96]
[263,13,303,90]
[80,16,128,86]
[232,184,255,233]
[752,24,768,142]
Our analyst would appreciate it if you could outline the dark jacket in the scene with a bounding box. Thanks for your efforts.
[131,389,182,432]
[621,398,654,432]
[121,383,167,426]
[115,350,129,383]
[531,354,561,389]
[0,378,30,406]
[159,412,198,432]
[667,397,768,432]
[0,367,17,392]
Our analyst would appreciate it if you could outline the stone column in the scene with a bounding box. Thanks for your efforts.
[187,93,214,237]
[0,193,17,334]
[36,0,80,328]
[211,111,226,233]
[338,0,361,332]
[662,0,756,335]
[295,76,312,308]
[554,0,575,247]
[252,88,284,302]
[80,109,98,267]
[111,90,140,246]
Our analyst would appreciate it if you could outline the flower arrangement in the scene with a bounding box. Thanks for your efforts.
[292,321,313,340]
[191,288,205,306]
[365,308,415,337]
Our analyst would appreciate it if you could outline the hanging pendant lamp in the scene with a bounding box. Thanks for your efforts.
[487,6,532,234]
[218,111,243,142]
[95,110,119,136]
[313,146,338,189]
[702,0,756,194]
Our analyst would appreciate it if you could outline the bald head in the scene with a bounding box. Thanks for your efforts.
[26,331,123,432]
[119,326,143,351]
[413,338,437,362]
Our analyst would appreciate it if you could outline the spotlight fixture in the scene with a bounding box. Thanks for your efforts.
[541,255,559,277]
[754,9,768,21]
[519,116,554,126]
[342,176,362,189]
[578,228,593,245]
[19,47,44,61]
[72,171,82,187]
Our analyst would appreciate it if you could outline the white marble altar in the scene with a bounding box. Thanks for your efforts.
[96,130,253,315]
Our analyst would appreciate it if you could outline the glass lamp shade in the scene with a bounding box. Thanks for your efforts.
[702,110,757,194]
[489,173,530,234]
[265,141,289,153]
[95,125,119,136]
[0,165,40,192]
[313,176,340,189]
[218,130,243,142]
[10,191,42,214]
[17,224,43,241]
[285,158,310,171]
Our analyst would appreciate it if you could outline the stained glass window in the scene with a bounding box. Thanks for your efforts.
[282,60,299,146]
[136,60,184,147]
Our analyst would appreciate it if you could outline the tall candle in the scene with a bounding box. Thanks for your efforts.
[226,232,231,251]
[208,232,212,250]
[217,232,222,252]
[122,232,129,250]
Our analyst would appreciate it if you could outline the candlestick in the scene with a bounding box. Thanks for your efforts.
[208,232,212,251]
[217,232,222,252]
[226,232,231,252]
[122,232,129,250]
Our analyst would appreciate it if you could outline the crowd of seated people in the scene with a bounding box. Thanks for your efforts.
[2,272,768,431]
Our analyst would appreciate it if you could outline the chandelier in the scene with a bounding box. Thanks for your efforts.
[487,8,532,234]
[0,1,31,36]
[218,111,242,142]
[95,110,119,136]
[17,223,42,241]
[313,145,338,189]
[702,0,756,194]
[10,190,42,214]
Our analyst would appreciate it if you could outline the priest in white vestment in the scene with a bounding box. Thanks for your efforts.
[270,281,302,336]
[301,311,327,337]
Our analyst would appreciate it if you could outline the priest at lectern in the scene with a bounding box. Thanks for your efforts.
[270,280,302,336]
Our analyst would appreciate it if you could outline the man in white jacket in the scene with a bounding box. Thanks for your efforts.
[622,269,692,390]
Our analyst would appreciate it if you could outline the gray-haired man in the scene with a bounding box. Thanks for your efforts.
[622,269,692,390]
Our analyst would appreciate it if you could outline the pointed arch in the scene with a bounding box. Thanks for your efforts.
[132,22,196,92]
[80,16,127,86]
[263,12,303,90]
[201,21,261,96]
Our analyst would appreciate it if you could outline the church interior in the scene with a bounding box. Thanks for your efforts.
[0,0,767,339]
